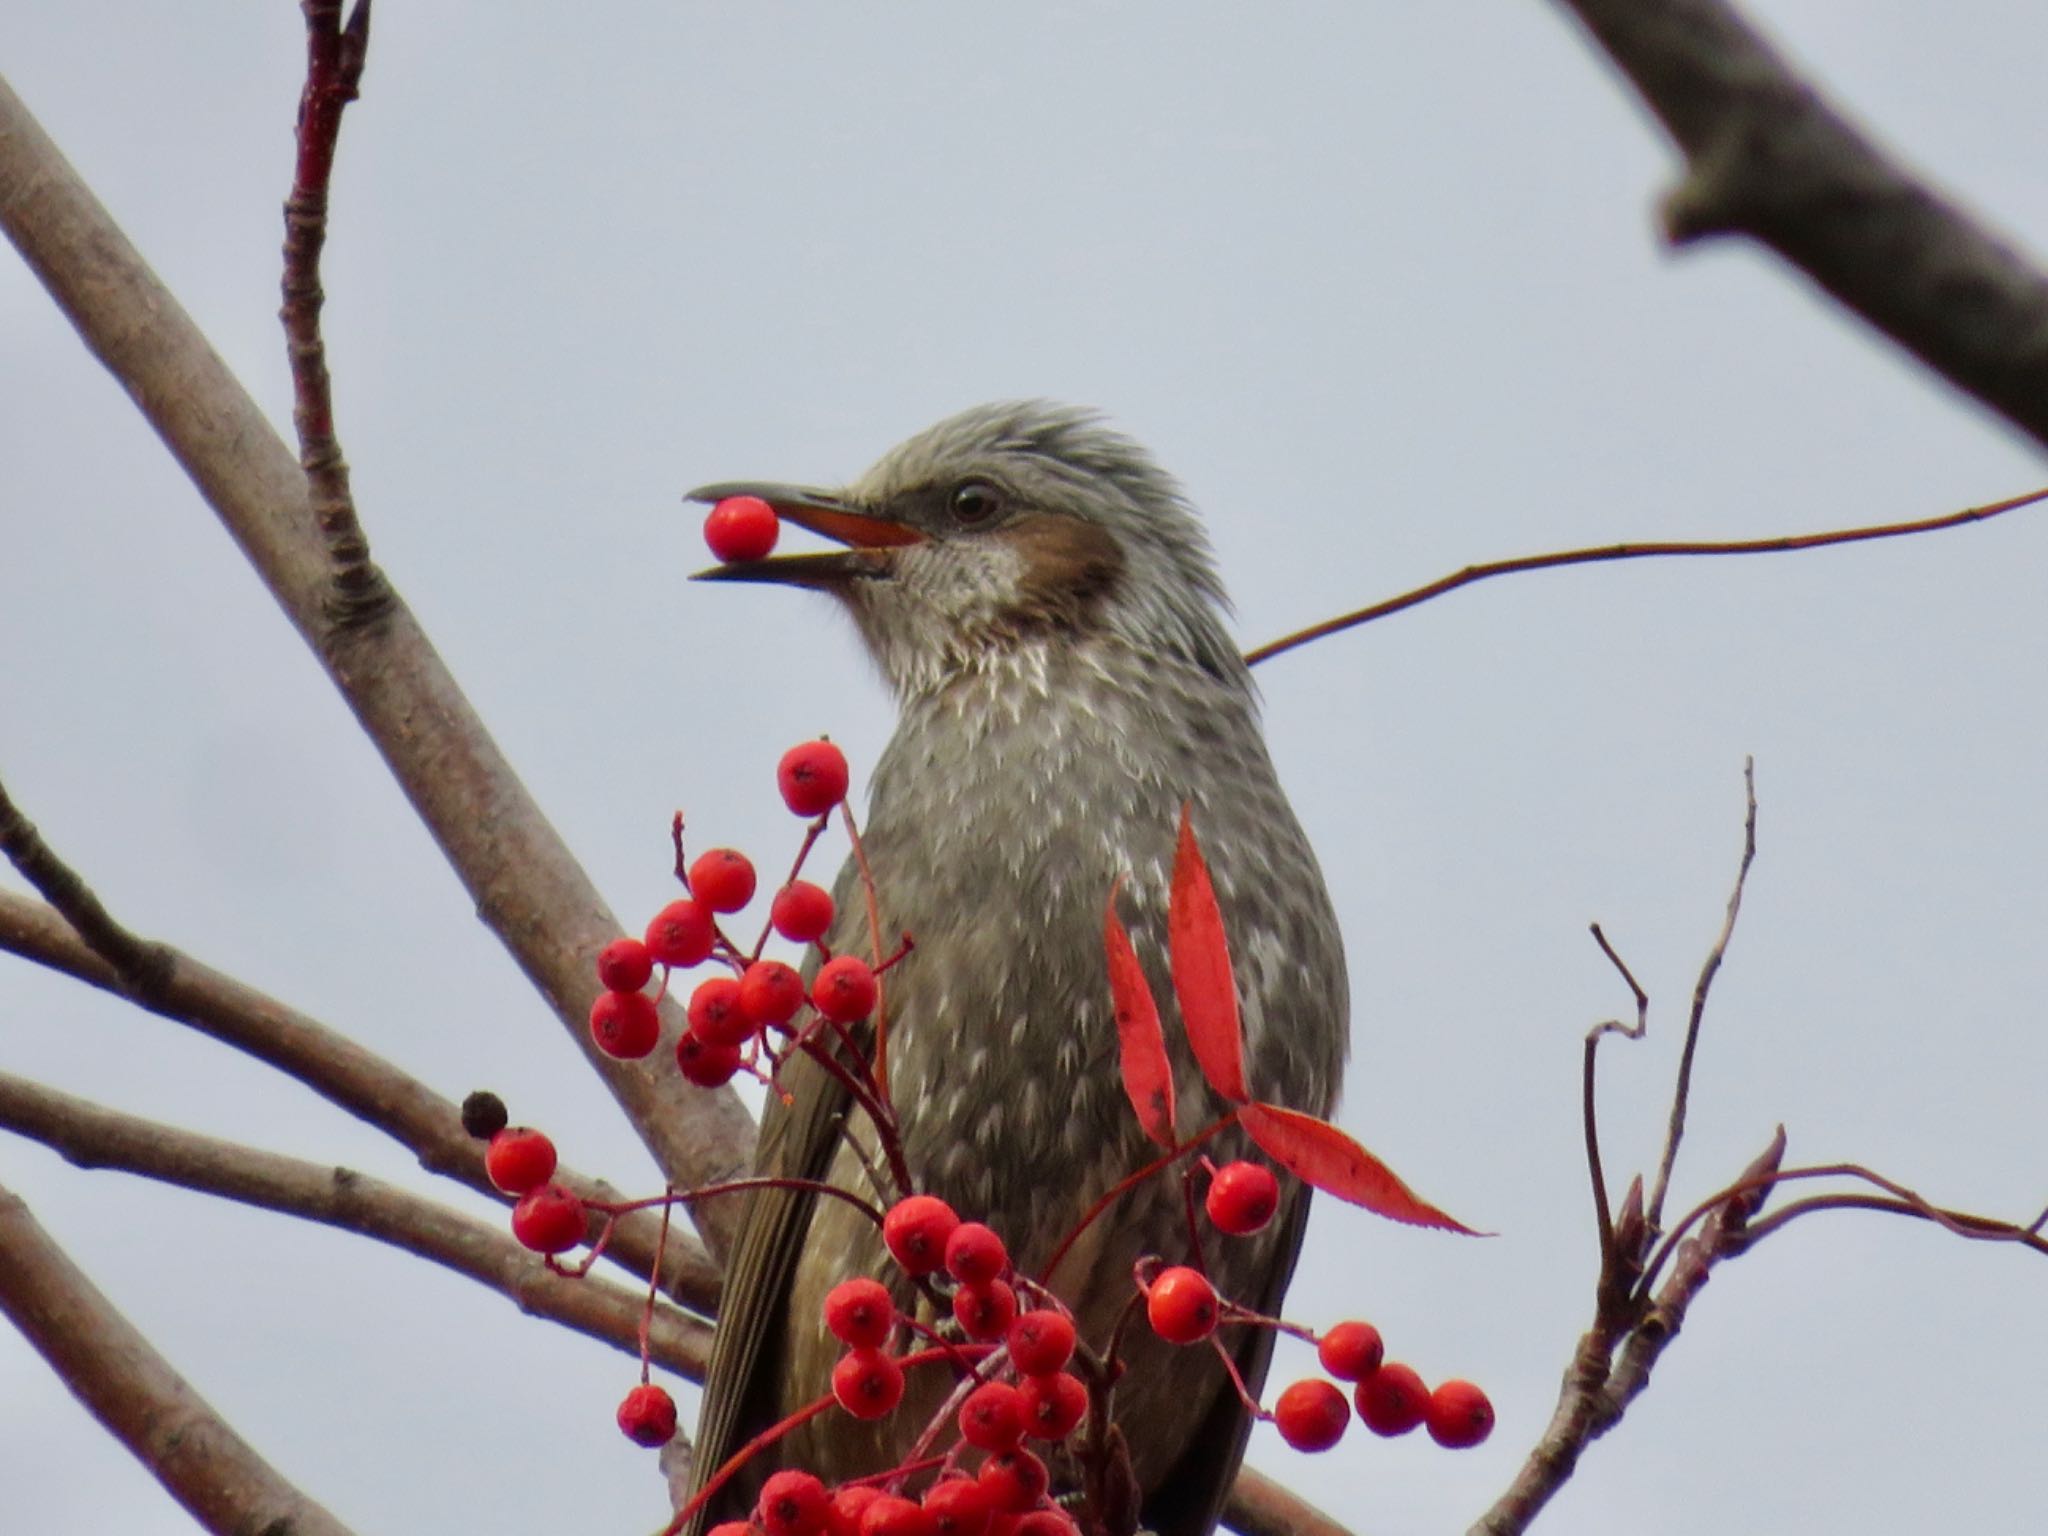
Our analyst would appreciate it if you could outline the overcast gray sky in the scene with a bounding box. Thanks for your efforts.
[5,5,2046,1533]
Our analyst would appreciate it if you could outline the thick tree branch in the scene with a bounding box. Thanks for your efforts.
[0,1175,360,1536]
[1548,0,2048,451]
[0,1070,710,1379]
[0,877,718,1316]
[0,70,752,1261]
[1224,1470,1357,1536]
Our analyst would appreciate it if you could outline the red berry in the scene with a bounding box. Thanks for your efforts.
[976,1448,1048,1512]
[958,1381,1028,1451]
[823,1277,896,1349]
[704,494,780,563]
[589,988,660,1058]
[675,1030,742,1088]
[644,898,716,968]
[858,1495,934,1536]
[689,975,753,1048]
[1009,1514,1079,1536]
[771,880,836,943]
[1146,1266,1219,1345]
[615,1382,677,1447]
[740,959,807,1027]
[813,955,879,1022]
[952,1279,1016,1340]
[831,1347,905,1420]
[690,848,757,913]
[881,1195,959,1276]
[944,1222,1009,1285]
[778,739,851,817]
[1426,1378,1495,1449]
[827,1487,883,1536]
[1317,1320,1385,1382]
[709,1524,759,1536]
[759,1470,831,1536]
[510,1184,585,1253]
[922,1477,993,1536]
[1006,1310,1077,1376]
[1019,1371,1087,1441]
[596,936,655,992]
[1205,1161,1280,1236]
[1273,1378,1349,1452]
[484,1126,557,1195]
[1356,1361,1429,1437]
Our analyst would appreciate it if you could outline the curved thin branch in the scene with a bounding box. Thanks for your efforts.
[1244,487,2048,667]
[0,1175,360,1536]
[1547,0,2048,451]
[0,1070,709,1379]
[0,887,719,1315]
[0,71,753,1261]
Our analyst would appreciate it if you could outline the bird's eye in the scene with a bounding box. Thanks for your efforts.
[949,481,1004,527]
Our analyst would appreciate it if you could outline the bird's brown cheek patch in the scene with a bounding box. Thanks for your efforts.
[996,513,1128,636]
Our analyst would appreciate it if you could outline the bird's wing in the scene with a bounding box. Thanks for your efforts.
[684,1019,860,1528]
[1139,1188,1315,1536]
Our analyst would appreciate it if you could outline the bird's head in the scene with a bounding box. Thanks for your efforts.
[689,402,1246,699]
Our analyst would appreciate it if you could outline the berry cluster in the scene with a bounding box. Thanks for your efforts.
[584,735,866,1094]
[1140,1160,1492,1455]
[737,1190,1089,1536]
[469,721,1496,1530]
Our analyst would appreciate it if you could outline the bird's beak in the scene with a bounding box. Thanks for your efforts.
[684,482,923,587]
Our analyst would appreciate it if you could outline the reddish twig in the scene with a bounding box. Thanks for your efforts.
[1581,921,1650,1263]
[283,0,383,626]
[1038,1114,1236,1286]
[1244,488,2048,668]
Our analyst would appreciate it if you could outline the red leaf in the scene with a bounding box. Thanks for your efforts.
[1239,1102,1481,1234]
[1104,877,1176,1150]
[1168,805,1249,1104]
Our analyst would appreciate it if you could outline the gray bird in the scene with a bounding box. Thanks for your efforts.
[684,402,1347,1535]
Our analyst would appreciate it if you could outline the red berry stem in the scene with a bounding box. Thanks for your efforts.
[594,1175,889,1233]
[744,809,837,962]
[1206,1330,1267,1419]
[541,1208,620,1277]
[637,1182,674,1381]
[1177,1159,1212,1278]
[1036,1112,1237,1285]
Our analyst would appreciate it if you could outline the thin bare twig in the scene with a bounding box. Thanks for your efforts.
[1645,758,1757,1229]
[0,1071,710,1378]
[0,1175,360,1536]
[1243,488,2048,667]
[1582,921,1651,1260]
[0,775,172,993]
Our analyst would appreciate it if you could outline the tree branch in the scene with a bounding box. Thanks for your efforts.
[0,878,719,1316]
[0,70,752,1261]
[0,1175,360,1536]
[0,1070,710,1379]
[1224,1469,1358,1536]
[1547,0,2048,451]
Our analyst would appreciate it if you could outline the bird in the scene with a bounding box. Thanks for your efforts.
[683,401,1348,1536]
